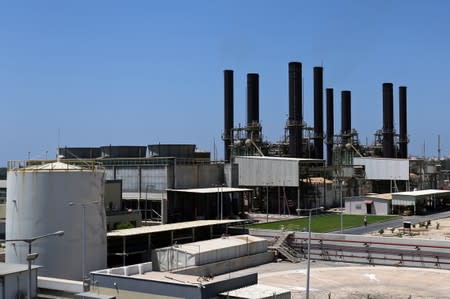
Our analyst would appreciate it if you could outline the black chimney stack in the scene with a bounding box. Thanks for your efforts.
[224,70,234,162]
[382,83,394,158]
[399,86,408,158]
[313,67,324,159]
[247,73,260,140]
[288,62,303,157]
[341,90,351,144]
[326,88,334,166]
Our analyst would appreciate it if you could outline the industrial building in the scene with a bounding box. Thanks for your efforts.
[8,59,450,299]
[85,235,282,299]
[221,62,413,212]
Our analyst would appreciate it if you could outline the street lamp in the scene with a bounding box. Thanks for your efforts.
[69,201,100,290]
[296,207,323,299]
[5,230,64,299]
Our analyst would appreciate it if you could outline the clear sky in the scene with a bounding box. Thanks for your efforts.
[1,1,449,165]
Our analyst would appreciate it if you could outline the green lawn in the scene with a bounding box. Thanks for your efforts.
[248,214,398,232]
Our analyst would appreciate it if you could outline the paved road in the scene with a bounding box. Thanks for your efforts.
[331,210,450,235]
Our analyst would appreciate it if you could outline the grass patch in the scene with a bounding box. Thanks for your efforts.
[248,214,398,232]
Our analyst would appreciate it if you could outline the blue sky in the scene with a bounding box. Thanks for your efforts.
[1,1,449,164]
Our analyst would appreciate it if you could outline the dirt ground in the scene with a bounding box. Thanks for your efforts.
[235,261,450,299]
[368,217,450,240]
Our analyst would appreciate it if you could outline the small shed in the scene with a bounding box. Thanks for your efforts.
[345,193,392,215]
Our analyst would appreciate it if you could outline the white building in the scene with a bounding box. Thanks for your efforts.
[345,193,392,215]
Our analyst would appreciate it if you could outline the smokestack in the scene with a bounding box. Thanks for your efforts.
[326,88,334,166]
[382,83,394,158]
[247,73,260,140]
[341,90,351,144]
[313,67,324,159]
[399,86,408,158]
[288,62,303,157]
[224,70,234,162]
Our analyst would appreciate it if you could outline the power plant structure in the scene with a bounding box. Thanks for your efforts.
[223,61,410,212]
[223,61,409,162]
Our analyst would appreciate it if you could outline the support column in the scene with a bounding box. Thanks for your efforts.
[122,237,126,266]
[147,234,152,262]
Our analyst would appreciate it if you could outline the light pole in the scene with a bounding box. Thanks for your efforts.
[266,185,269,223]
[5,230,64,299]
[296,207,323,299]
[69,201,99,290]
[220,184,225,220]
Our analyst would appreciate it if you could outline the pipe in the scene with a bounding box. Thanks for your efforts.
[224,70,234,162]
[341,90,351,144]
[288,62,303,157]
[382,83,394,158]
[326,88,334,166]
[399,86,408,158]
[313,67,324,159]
[247,73,260,140]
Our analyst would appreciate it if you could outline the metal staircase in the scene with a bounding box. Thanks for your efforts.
[270,232,303,263]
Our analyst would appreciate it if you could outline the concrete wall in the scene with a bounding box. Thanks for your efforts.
[173,252,274,277]
[90,272,257,299]
[250,230,450,270]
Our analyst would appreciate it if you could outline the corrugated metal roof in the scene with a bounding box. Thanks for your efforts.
[394,189,450,197]
[107,219,244,237]
[167,187,253,194]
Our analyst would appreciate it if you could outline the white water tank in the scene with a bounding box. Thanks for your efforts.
[5,161,107,280]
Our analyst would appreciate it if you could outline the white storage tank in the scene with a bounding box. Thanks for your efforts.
[5,160,107,281]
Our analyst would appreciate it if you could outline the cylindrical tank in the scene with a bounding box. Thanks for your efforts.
[6,161,107,280]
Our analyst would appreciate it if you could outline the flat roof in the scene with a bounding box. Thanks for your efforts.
[122,192,164,201]
[220,284,291,298]
[0,263,40,276]
[158,234,266,255]
[167,187,253,194]
[107,219,245,237]
[235,155,324,163]
[394,189,450,197]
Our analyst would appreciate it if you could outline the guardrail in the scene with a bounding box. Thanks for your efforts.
[250,230,450,270]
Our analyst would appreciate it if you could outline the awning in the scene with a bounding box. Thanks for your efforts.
[364,199,373,204]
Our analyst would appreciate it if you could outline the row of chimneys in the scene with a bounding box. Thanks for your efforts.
[223,62,408,163]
